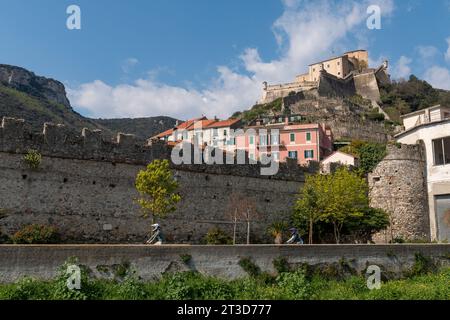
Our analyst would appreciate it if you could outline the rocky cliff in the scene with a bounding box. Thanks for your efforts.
[0,64,71,108]
[0,64,178,140]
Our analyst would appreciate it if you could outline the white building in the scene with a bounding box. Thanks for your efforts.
[396,105,450,241]
[320,151,358,173]
[151,117,241,153]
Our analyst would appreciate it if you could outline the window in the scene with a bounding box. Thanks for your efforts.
[213,128,218,137]
[304,150,314,159]
[249,136,254,144]
[223,129,227,136]
[260,134,268,146]
[337,61,340,66]
[338,72,341,75]
[433,136,450,165]
[306,132,311,142]
[290,133,295,143]
[288,151,298,159]
[271,134,279,145]
[182,131,188,140]
[228,137,236,145]
[327,64,330,68]
[312,68,315,72]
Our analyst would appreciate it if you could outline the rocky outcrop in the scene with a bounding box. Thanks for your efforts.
[0,64,71,108]
[0,64,178,140]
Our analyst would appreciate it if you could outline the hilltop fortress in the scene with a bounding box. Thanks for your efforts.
[260,50,390,104]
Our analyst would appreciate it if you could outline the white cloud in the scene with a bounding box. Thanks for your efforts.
[392,56,412,80]
[68,0,395,120]
[424,66,450,90]
[445,37,450,63]
[416,45,439,59]
[121,58,139,74]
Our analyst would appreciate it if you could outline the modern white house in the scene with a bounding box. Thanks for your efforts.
[320,151,358,173]
[396,105,450,241]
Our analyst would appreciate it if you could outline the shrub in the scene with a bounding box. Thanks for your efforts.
[276,269,310,299]
[267,221,288,244]
[0,229,10,244]
[114,274,147,300]
[23,150,42,169]
[160,272,233,300]
[405,253,437,277]
[12,224,61,244]
[204,227,232,245]
[273,257,290,274]
[180,254,192,265]
[238,257,261,277]
[4,276,51,300]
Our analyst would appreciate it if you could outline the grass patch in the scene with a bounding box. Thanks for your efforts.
[0,260,448,300]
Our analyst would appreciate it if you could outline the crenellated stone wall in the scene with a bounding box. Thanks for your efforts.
[0,117,171,165]
[0,118,307,244]
[369,144,430,242]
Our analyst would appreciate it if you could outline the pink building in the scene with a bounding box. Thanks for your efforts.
[236,116,333,165]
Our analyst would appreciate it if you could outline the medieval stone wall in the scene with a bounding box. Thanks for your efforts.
[317,71,356,98]
[0,118,305,244]
[369,144,430,242]
[353,71,381,101]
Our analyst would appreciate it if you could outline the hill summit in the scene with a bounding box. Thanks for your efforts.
[0,64,178,140]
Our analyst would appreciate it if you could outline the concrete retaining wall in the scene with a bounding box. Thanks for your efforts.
[0,244,448,282]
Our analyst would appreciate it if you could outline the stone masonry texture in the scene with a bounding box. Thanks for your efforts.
[0,118,306,244]
[369,144,430,242]
[0,244,448,282]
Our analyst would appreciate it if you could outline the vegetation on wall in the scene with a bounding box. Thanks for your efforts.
[23,149,42,170]
[293,167,389,244]
[11,224,61,244]
[339,140,387,175]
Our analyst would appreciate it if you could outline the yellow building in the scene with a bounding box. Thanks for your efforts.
[296,50,369,82]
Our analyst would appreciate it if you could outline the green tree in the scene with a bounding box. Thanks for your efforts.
[293,168,370,244]
[343,207,389,241]
[321,168,368,243]
[339,140,386,175]
[293,175,325,244]
[135,159,181,227]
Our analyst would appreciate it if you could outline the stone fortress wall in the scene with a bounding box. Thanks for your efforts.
[369,144,430,242]
[0,117,307,244]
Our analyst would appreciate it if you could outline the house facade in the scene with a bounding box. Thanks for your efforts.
[395,105,450,241]
[152,115,333,165]
[320,151,358,173]
[232,115,333,165]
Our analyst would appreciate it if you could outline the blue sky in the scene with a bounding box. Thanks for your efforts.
[1,0,449,120]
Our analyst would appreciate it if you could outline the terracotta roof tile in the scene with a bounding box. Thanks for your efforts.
[206,118,240,128]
